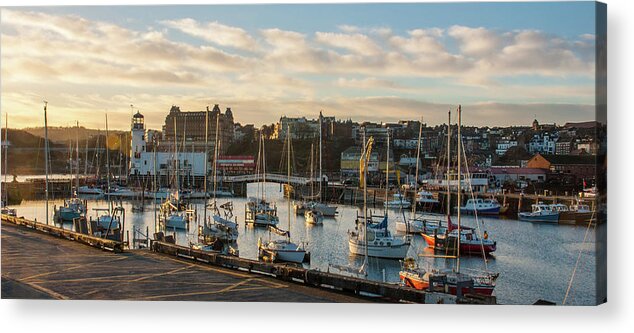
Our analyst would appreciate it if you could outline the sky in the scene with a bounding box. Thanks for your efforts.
[0,2,599,131]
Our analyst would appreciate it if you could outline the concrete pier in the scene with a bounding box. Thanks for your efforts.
[1,221,366,302]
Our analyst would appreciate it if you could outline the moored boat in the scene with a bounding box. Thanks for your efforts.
[518,203,559,223]
[399,259,498,295]
[77,185,104,195]
[304,209,323,225]
[458,198,501,215]
[416,189,439,206]
[384,193,412,209]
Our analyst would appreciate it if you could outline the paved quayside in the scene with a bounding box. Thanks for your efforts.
[1,222,369,302]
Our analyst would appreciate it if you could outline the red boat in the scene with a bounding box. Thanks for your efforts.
[421,217,496,255]
[399,260,498,296]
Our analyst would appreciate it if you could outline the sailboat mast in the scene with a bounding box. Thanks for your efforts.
[76,121,80,195]
[173,117,178,195]
[446,110,451,219]
[68,139,73,197]
[310,143,314,198]
[118,134,123,184]
[44,102,50,225]
[105,113,110,204]
[457,105,462,271]
[412,118,423,219]
[318,111,322,202]
[153,138,158,233]
[213,114,220,202]
[203,108,209,225]
[385,128,390,217]
[3,113,7,206]
[84,134,88,176]
[287,124,291,241]
[262,135,267,203]
[362,132,368,270]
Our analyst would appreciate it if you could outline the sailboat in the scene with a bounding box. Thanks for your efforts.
[1,113,17,216]
[396,118,441,234]
[303,143,324,225]
[199,109,239,247]
[258,125,308,263]
[400,105,499,295]
[245,134,279,226]
[293,112,338,217]
[160,116,195,230]
[348,134,410,259]
[55,122,86,222]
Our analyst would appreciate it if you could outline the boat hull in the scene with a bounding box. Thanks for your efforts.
[311,203,337,217]
[165,216,188,229]
[348,239,409,259]
[459,206,500,215]
[518,213,559,223]
[399,271,429,290]
[59,209,81,222]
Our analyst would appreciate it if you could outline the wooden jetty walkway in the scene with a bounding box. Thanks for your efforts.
[2,214,494,304]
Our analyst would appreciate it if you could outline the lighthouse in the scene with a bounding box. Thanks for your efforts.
[130,111,146,176]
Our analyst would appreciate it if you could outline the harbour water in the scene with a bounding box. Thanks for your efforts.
[6,182,600,305]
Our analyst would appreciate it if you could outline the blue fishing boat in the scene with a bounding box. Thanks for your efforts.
[56,197,86,222]
[518,203,559,223]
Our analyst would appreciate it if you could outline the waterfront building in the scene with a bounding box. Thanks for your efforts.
[129,111,207,181]
[489,166,547,187]
[526,153,596,180]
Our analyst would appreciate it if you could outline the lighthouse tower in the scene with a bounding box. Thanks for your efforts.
[130,111,146,176]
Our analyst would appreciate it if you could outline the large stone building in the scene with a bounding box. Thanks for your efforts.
[162,104,234,151]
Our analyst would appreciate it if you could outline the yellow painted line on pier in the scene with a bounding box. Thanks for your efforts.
[137,278,279,300]
[21,256,128,281]
[130,265,194,282]
[8,277,70,300]
[142,251,253,279]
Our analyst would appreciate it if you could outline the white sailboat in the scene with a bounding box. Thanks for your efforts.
[259,125,308,263]
[293,112,338,217]
[348,134,410,259]
[199,108,239,246]
[245,134,279,226]
[160,117,195,230]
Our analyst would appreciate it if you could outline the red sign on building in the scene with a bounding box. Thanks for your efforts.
[217,155,256,174]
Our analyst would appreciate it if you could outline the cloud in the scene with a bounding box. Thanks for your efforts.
[448,25,502,57]
[389,28,447,55]
[1,9,597,130]
[315,32,382,55]
[337,24,360,33]
[161,18,258,51]
[335,77,408,90]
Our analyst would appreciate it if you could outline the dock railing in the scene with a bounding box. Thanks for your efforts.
[150,240,477,304]
[1,214,123,253]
